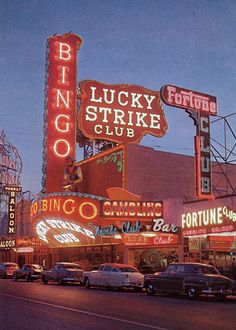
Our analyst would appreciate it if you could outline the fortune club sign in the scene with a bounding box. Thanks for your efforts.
[160,84,217,199]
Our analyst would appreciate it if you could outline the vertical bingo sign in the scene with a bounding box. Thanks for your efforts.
[3,185,22,235]
[42,33,83,193]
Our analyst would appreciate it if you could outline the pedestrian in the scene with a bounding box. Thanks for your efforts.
[232,257,236,280]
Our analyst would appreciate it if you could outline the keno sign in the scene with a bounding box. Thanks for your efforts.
[78,80,168,144]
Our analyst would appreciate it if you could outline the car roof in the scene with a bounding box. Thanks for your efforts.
[0,262,18,265]
[100,263,137,268]
[169,262,215,268]
[56,262,80,265]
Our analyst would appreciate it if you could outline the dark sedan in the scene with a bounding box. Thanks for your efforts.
[144,262,235,300]
[13,264,43,282]
[42,262,84,285]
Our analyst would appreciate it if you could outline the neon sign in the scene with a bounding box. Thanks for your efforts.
[31,195,100,223]
[4,185,22,234]
[160,84,217,200]
[78,80,168,144]
[35,218,95,245]
[195,114,213,198]
[101,200,163,218]
[94,220,142,237]
[182,205,236,236]
[43,33,83,193]
[0,239,16,248]
[160,85,217,115]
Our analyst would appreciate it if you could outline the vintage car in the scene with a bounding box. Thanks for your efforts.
[13,264,43,282]
[42,262,84,285]
[144,262,235,299]
[0,262,19,279]
[82,263,144,291]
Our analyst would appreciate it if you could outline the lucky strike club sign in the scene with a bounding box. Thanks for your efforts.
[78,80,168,144]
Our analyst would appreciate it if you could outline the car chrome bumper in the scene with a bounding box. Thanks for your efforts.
[123,282,143,288]
[202,288,233,295]
[63,277,82,282]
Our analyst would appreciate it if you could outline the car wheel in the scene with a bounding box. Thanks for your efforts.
[13,274,17,281]
[84,277,90,289]
[42,276,48,284]
[186,287,198,299]
[26,275,31,282]
[146,282,155,296]
[58,278,64,285]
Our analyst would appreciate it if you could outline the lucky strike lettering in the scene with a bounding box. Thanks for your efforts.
[101,200,163,218]
[160,85,217,115]
[78,80,168,144]
[31,197,99,221]
[43,33,82,193]
[35,218,95,244]
[182,206,236,230]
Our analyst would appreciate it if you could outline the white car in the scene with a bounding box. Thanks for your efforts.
[82,263,144,291]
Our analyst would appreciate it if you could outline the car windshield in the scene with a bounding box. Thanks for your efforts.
[201,266,219,275]
[65,264,81,270]
[118,267,138,273]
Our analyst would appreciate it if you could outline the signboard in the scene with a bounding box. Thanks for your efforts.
[160,84,217,200]
[0,239,16,249]
[78,80,168,144]
[194,114,214,199]
[3,185,22,235]
[160,85,217,115]
[101,200,163,218]
[122,233,180,246]
[182,205,236,236]
[42,33,83,193]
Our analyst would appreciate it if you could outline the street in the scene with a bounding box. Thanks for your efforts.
[0,279,236,330]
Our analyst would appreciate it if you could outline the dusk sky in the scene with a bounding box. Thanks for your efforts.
[1,0,236,194]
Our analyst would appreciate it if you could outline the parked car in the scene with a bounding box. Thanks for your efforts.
[82,263,144,291]
[13,264,43,282]
[144,262,235,299]
[0,262,19,279]
[42,262,84,285]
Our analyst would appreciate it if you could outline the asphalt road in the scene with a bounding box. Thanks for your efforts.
[0,279,236,330]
